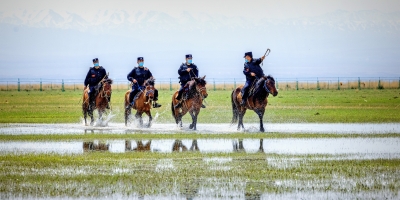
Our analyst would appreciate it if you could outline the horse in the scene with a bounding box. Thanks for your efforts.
[231,75,278,132]
[171,76,208,130]
[82,78,113,126]
[124,77,156,127]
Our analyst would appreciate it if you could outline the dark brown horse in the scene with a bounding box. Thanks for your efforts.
[82,78,113,126]
[124,77,156,127]
[231,75,278,132]
[171,76,208,130]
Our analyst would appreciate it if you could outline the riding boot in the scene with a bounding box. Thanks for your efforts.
[153,101,162,108]
[241,88,249,106]
[201,104,206,108]
[126,90,136,109]
[174,88,184,108]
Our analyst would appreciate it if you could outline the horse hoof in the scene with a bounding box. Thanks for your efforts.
[189,124,194,129]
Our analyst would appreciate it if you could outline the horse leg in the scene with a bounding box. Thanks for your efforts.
[125,107,131,126]
[189,110,198,130]
[88,107,94,126]
[83,105,88,126]
[145,111,152,128]
[135,111,143,127]
[255,109,265,132]
[238,111,245,131]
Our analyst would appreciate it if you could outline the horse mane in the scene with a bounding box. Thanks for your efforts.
[253,75,274,96]
[145,77,155,86]
[104,78,113,84]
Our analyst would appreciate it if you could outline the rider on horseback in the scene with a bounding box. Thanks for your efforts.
[84,58,109,111]
[175,54,206,109]
[241,52,266,106]
[126,57,161,109]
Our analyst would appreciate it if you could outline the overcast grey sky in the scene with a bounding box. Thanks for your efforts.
[2,0,400,19]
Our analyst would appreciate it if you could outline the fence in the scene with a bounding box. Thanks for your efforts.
[0,77,399,91]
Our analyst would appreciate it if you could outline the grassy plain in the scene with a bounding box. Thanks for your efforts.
[0,89,399,123]
[1,152,399,198]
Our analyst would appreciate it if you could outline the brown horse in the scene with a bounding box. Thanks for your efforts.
[82,78,113,126]
[124,77,156,127]
[171,76,208,130]
[231,75,278,132]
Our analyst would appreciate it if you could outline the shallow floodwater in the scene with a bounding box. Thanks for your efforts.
[0,123,399,135]
[1,138,400,159]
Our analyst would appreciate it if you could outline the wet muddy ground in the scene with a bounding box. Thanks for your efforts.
[0,122,399,134]
[1,138,400,159]
[1,123,400,199]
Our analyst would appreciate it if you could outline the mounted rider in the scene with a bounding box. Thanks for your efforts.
[126,57,161,109]
[84,58,110,110]
[241,52,266,105]
[175,54,206,109]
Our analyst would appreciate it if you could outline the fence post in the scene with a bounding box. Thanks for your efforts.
[328,81,330,90]
[296,79,298,90]
[317,78,320,90]
[337,77,340,90]
[276,79,278,89]
[170,78,172,91]
[18,78,20,91]
[358,77,361,90]
[6,81,8,91]
[348,80,350,89]
[40,78,42,91]
[378,77,381,89]
[213,79,216,91]
[61,79,65,92]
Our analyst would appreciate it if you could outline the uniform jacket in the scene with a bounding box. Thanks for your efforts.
[127,67,153,86]
[243,58,264,81]
[178,63,198,83]
[84,66,107,86]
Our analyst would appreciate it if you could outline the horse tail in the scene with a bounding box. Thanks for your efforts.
[171,100,175,118]
[231,90,239,124]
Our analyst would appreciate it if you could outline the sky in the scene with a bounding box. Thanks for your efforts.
[2,0,400,19]
[0,0,400,81]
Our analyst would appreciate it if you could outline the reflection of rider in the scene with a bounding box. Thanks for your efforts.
[84,58,109,110]
[175,54,206,109]
[126,57,161,109]
[241,52,266,106]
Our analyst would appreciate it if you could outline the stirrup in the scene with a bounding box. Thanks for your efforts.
[153,102,162,108]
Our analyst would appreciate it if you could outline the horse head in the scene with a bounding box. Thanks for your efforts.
[144,77,155,101]
[194,75,208,99]
[101,78,113,96]
[262,75,278,97]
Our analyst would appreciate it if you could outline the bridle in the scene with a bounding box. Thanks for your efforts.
[144,85,154,104]
[100,81,112,98]
[263,77,274,94]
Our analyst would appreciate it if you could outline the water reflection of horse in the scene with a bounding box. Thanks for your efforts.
[83,141,109,151]
[82,78,113,126]
[172,139,199,152]
[171,76,208,130]
[125,140,152,152]
[233,139,264,153]
[231,75,278,132]
[124,78,156,127]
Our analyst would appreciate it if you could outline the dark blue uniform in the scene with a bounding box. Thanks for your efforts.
[84,66,108,106]
[176,63,198,100]
[242,58,264,101]
[127,67,158,105]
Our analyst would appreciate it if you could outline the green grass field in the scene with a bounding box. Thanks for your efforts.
[0,89,399,123]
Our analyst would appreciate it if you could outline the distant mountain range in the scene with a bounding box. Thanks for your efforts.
[1,9,400,33]
[1,9,399,79]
